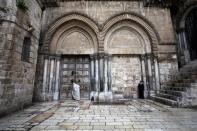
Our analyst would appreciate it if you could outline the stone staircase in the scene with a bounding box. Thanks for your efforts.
[151,60,197,107]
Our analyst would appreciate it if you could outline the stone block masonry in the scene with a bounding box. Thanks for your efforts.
[0,0,42,117]
[111,56,142,98]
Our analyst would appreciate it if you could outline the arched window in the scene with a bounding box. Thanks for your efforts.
[21,37,31,62]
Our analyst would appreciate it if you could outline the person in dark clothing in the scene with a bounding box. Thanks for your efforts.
[138,81,144,99]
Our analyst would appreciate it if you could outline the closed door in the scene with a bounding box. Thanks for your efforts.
[60,56,90,100]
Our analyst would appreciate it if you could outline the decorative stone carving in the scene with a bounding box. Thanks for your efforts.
[102,13,160,56]
[56,31,94,54]
[44,15,99,54]
[104,21,151,55]
[0,6,16,20]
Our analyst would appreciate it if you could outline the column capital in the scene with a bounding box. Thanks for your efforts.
[146,53,153,59]
[98,53,105,58]
[104,53,109,58]
[140,55,145,60]
[43,55,49,59]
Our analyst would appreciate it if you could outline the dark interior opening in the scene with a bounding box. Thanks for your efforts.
[185,8,197,61]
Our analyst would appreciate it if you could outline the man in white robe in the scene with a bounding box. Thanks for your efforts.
[71,81,80,101]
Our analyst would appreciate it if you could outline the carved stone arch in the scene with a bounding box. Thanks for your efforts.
[52,27,96,54]
[43,13,99,54]
[102,13,160,56]
[50,21,98,54]
[104,21,151,54]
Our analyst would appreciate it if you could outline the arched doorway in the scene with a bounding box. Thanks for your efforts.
[185,9,197,61]
[40,13,160,101]
[103,14,160,99]
[104,22,151,98]
[41,14,99,101]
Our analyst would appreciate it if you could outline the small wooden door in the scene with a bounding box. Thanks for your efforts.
[60,56,90,100]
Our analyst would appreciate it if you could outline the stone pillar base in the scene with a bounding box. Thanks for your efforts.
[90,91,113,102]
[53,92,59,100]
[150,90,155,97]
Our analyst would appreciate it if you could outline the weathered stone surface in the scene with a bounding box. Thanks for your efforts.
[0,0,42,116]
[111,56,142,98]
[0,100,197,131]
[1,0,196,116]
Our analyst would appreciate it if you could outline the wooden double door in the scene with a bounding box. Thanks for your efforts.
[60,56,90,100]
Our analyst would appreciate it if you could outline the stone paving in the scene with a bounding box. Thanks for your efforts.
[0,100,197,131]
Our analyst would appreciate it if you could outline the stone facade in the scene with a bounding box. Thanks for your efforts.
[0,0,42,116]
[0,0,197,116]
[35,0,177,102]
[111,56,142,98]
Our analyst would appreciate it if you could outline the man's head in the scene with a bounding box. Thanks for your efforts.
[71,79,74,84]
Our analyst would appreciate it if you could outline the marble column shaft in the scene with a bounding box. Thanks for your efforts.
[42,57,48,100]
[154,58,160,92]
[95,56,99,92]
[99,56,104,92]
[107,55,112,91]
[53,59,60,100]
[90,56,95,91]
[104,55,108,92]
[141,56,147,92]
[147,56,152,87]
[49,58,55,94]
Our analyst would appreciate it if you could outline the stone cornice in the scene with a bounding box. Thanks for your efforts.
[39,0,59,8]
[143,0,172,7]
[37,0,186,8]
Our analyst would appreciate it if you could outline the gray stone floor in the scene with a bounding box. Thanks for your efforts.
[0,100,197,131]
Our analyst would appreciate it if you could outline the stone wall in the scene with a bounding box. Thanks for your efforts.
[111,56,142,98]
[0,0,42,116]
[158,53,178,87]
[34,0,179,101]
[40,1,177,86]
[42,1,175,44]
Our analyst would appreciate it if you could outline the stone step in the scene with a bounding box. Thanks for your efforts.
[113,94,124,100]
[156,93,180,101]
[178,74,197,80]
[163,86,186,91]
[167,79,197,85]
[176,79,197,83]
[181,69,197,74]
[160,90,185,97]
[173,83,197,88]
[150,96,179,107]
[180,66,197,72]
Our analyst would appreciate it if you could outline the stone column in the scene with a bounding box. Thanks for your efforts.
[49,58,55,94]
[95,55,99,92]
[141,55,147,96]
[104,55,108,92]
[90,55,95,91]
[99,54,104,92]
[107,55,112,91]
[147,54,153,97]
[53,57,60,100]
[154,57,160,93]
[183,31,191,63]
[42,56,48,101]
[178,30,190,64]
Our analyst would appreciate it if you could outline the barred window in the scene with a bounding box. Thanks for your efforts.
[21,37,31,62]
